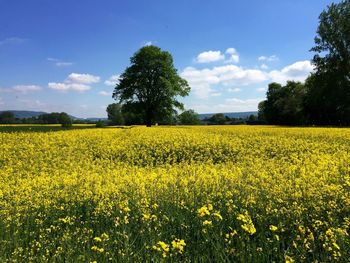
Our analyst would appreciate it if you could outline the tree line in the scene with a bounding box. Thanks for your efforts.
[106,104,259,126]
[0,111,73,127]
[259,0,350,126]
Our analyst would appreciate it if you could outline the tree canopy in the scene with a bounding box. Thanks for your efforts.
[113,45,190,126]
[259,0,350,126]
[305,0,350,125]
[0,111,15,124]
[106,103,124,125]
[260,81,306,125]
[207,113,228,125]
[178,109,200,125]
[59,112,72,128]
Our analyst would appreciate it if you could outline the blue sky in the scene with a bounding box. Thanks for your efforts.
[0,0,339,118]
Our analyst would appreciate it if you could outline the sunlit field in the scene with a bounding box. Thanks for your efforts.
[1,125,349,262]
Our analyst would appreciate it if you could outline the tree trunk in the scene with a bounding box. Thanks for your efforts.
[145,109,153,127]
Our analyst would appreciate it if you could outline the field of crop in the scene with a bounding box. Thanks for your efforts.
[0,125,349,262]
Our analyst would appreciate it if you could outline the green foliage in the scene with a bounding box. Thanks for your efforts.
[305,0,350,125]
[260,81,307,125]
[208,113,228,125]
[113,45,190,127]
[259,1,350,126]
[179,109,200,125]
[248,114,257,122]
[95,120,106,128]
[106,103,124,125]
[59,112,73,128]
[0,111,15,124]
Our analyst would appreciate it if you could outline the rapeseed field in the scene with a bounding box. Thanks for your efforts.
[0,126,349,262]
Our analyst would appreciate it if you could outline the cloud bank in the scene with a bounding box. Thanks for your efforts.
[48,73,100,92]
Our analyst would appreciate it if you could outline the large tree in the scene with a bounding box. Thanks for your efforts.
[113,45,190,127]
[179,109,200,125]
[259,81,307,125]
[305,0,350,125]
[106,103,124,125]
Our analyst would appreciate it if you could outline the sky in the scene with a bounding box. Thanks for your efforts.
[0,0,340,118]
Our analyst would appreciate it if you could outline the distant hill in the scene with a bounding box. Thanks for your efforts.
[0,110,78,119]
[198,111,258,120]
[0,110,47,119]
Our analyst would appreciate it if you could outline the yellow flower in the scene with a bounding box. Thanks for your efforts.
[269,225,278,232]
[91,246,104,253]
[213,212,223,220]
[171,238,186,254]
[154,241,170,257]
[241,223,256,235]
[101,233,109,241]
[237,211,256,235]
[197,206,210,217]
[93,237,102,242]
[203,220,212,226]
[285,255,295,263]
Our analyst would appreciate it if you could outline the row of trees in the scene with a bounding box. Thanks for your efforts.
[0,111,72,127]
[106,103,200,125]
[259,0,350,126]
[106,103,259,126]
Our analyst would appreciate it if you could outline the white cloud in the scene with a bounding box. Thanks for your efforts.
[225,97,263,110]
[181,65,268,98]
[104,75,120,86]
[189,97,263,113]
[13,85,42,93]
[56,62,74,67]
[256,87,267,93]
[0,37,26,46]
[144,41,153,46]
[47,58,74,67]
[48,82,90,92]
[196,50,225,63]
[0,85,42,94]
[258,55,278,62]
[225,48,239,63]
[180,66,220,98]
[181,59,313,98]
[17,99,47,110]
[99,91,110,96]
[211,92,222,97]
[269,60,314,84]
[48,72,100,92]
[0,97,3,105]
[260,64,268,70]
[228,88,242,93]
[67,73,100,84]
